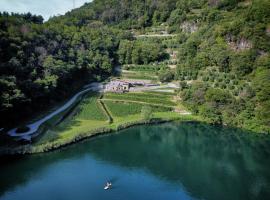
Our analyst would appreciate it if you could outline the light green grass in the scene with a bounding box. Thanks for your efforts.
[103,101,171,117]
[76,95,107,121]
[122,73,158,80]
[103,92,177,106]
[32,91,195,152]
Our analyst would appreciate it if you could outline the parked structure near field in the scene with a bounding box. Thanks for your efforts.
[105,80,131,93]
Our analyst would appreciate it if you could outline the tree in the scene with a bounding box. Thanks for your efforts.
[199,104,221,124]
[159,70,174,82]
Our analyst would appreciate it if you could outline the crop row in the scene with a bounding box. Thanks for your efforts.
[75,95,107,121]
[103,93,176,106]
[103,101,172,117]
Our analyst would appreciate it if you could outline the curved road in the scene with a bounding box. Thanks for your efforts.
[7,83,103,141]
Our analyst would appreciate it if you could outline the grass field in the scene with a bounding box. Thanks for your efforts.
[102,92,177,107]
[75,94,107,121]
[121,72,158,80]
[36,94,109,144]
[27,88,194,153]
[103,101,171,117]
[36,91,178,145]
[3,58,195,154]
[143,91,175,97]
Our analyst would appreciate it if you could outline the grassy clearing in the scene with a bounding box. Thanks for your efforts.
[103,101,171,117]
[103,92,177,106]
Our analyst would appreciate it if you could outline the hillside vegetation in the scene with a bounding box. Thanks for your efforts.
[0,0,269,133]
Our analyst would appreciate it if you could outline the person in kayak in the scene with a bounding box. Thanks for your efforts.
[104,181,112,190]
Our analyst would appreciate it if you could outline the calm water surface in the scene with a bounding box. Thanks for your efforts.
[0,122,270,200]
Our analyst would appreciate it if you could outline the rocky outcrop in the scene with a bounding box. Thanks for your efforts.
[180,21,198,33]
[226,35,252,51]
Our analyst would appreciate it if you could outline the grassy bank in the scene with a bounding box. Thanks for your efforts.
[4,113,199,155]
[1,92,199,155]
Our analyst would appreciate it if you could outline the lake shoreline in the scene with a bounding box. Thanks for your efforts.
[0,116,199,156]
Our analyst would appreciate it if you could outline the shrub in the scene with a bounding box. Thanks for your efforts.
[220,83,227,89]
[233,89,239,96]
[218,77,223,82]
[214,82,220,88]
[229,85,235,90]
[202,76,209,82]
[159,71,175,82]
[232,80,239,85]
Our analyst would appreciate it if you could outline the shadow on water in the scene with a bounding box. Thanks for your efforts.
[0,121,270,200]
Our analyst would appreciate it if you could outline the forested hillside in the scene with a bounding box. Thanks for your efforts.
[1,0,269,133]
[0,12,122,127]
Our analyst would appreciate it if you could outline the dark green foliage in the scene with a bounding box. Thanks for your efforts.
[158,70,175,83]
[0,0,269,133]
[118,40,168,65]
[0,12,120,127]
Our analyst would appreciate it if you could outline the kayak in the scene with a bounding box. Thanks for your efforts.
[104,183,112,190]
[104,185,110,190]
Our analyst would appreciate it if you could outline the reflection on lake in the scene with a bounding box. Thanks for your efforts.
[0,122,270,200]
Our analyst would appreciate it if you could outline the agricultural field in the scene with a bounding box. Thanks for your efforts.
[123,64,167,72]
[121,70,158,81]
[197,67,252,97]
[102,92,177,107]
[75,94,107,121]
[103,101,171,117]
[36,94,109,144]
[35,90,190,147]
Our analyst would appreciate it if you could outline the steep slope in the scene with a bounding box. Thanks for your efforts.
[0,0,269,133]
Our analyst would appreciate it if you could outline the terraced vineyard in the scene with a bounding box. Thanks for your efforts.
[103,101,171,117]
[121,70,158,81]
[75,94,107,121]
[102,92,177,107]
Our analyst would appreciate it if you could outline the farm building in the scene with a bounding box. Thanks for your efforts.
[105,80,130,93]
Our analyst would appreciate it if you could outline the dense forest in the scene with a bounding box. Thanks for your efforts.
[0,12,122,127]
[0,0,269,133]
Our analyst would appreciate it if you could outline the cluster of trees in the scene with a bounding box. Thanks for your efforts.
[171,0,270,133]
[180,76,269,133]
[118,40,168,65]
[50,0,180,28]
[0,13,121,127]
[1,0,269,133]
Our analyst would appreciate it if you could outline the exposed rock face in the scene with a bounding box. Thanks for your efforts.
[180,21,198,33]
[266,27,270,36]
[226,35,252,51]
[208,0,220,7]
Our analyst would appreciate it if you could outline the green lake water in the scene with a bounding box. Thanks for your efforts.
[0,122,270,200]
